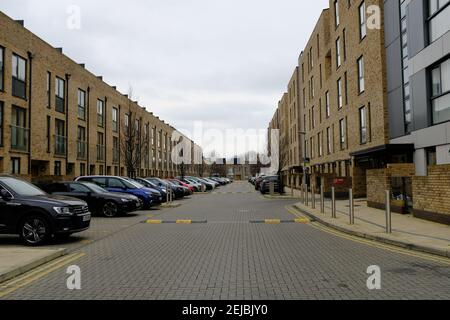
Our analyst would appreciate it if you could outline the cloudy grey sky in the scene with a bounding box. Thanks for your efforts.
[1,0,328,157]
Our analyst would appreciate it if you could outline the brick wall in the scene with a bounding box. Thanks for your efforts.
[413,165,450,225]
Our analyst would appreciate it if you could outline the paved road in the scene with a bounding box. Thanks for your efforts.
[2,182,450,300]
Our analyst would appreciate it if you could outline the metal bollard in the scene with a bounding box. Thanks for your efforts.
[331,187,336,218]
[349,188,354,225]
[166,185,170,203]
[320,185,325,214]
[311,185,316,209]
[269,182,275,196]
[386,190,392,234]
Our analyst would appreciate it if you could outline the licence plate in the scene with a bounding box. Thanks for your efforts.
[82,214,91,222]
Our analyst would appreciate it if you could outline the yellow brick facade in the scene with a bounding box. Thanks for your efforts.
[0,12,202,181]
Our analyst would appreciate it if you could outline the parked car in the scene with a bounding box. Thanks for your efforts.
[191,177,215,190]
[165,179,191,197]
[254,175,267,190]
[0,176,91,246]
[260,176,283,194]
[134,178,167,202]
[169,179,195,194]
[178,177,203,192]
[209,177,227,185]
[146,178,185,199]
[41,181,142,217]
[75,176,161,209]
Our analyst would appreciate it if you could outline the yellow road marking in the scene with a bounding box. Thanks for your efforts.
[295,218,310,224]
[285,205,450,266]
[176,220,192,224]
[0,252,85,298]
[146,220,163,224]
[265,219,281,224]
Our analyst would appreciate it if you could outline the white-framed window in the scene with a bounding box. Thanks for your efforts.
[358,56,365,93]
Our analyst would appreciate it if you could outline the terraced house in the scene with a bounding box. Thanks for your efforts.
[0,11,202,182]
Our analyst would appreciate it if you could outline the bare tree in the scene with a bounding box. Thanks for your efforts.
[121,88,148,178]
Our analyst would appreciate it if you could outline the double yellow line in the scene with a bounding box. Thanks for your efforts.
[0,252,85,298]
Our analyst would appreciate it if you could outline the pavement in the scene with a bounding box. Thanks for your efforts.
[0,247,66,283]
[0,181,449,300]
[293,194,450,258]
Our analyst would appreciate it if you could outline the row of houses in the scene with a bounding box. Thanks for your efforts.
[269,0,450,225]
[0,11,204,183]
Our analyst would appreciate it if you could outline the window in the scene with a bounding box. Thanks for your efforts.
[54,161,62,176]
[11,106,28,151]
[0,101,3,146]
[78,89,86,120]
[339,118,346,150]
[336,38,341,68]
[312,106,316,128]
[342,29,347,61]
[334,0,340,27]
[113,136,119,163]
[0,47,4,91]
[431,58,450,124]
[358,56,365,93]
[55,119,66,155]
[11,158,20,175]
[400,0,412,133]
[325,91,330,118]
[428,0,450,43]
[359,106,367,144]
[46,116,51,152]
[327,127,332,154]
[112,107,119,132]
[69,183,90,193]
[359,1,367,39]
[97,132,105,161]
[124,113,130,128]
[97,100,104,127]
[77,126,86,159]
[55,77,65,113]
[12,54,26,99]
[337,78,343,109]
[46,72,51,108]
[318,132,323,157]
[80,163,86,176]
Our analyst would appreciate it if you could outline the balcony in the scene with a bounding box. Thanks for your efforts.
[97,144,105,161]
[97,115,104,128]
[10,125,29,151]
[55,96,65,113]
[55,135,67,156]
[77,140,87,159]
[113,148,120,164]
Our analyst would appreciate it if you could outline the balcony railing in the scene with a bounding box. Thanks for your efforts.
[97,144,105,161]
[113,148,120,164]
[97,115,104,127]
[77,140,87,159]
[55,135,67,156]
[10,125,29,151]
[55,96,65,113]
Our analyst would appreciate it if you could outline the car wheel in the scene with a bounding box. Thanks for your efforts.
[19,215,51,246]
[102,201,119,218]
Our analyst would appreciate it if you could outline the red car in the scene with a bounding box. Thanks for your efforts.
[169,179,195,194]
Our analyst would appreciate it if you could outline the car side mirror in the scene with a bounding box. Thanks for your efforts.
[1,189,12,201]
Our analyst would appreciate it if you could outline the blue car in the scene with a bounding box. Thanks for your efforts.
[134,178,168,202]
[75,176,162,209]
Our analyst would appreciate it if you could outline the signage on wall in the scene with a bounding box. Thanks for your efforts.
[334,178,346,186]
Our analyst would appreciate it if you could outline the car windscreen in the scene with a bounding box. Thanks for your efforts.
[122,179,143,189]
[1,178,47,197]
[83,182,108,193]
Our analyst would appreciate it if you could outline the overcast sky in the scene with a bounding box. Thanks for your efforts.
[1,0,328,157]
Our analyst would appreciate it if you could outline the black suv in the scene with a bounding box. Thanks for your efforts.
[41,181,143,217]
[0,177,91,246]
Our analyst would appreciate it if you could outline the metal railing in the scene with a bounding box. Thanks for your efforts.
[10,125,29,151]
[54,135,67,155]
[77,140,87,159]
[97,144,105,161]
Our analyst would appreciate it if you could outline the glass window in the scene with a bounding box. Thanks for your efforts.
[0,47,4,91]
[336,38,341,68]
[358,56,365,93]
[0,101,3,146]
[334,0,340,27]
[97,100,104,127]
[359,1,367,39]
[78,89,86,120]
[337,78,343,108]
[11,106,27,151]
[2,177,47,196]
[359,107,367,144]
[325,91,330,117]
[11,54,26,99]
[69,183,90,193]
[428,0,450,42]
[339,118,346,149]
[431,58,450,124]
[112,107,118,132]
[55,77,65,113]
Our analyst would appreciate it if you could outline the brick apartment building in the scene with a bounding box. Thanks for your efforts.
[269,0,450,225]
[0,11,203,182]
